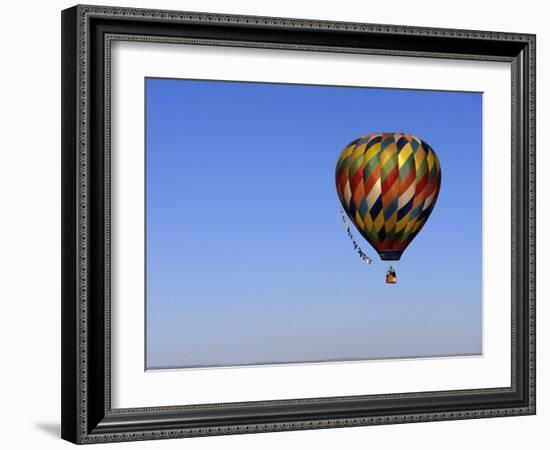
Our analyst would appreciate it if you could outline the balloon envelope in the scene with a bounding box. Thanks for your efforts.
[335,133,441,261]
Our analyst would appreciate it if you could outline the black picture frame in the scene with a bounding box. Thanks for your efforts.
[61,4,536,444]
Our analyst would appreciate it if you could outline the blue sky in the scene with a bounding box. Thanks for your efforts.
[145,78,482,369]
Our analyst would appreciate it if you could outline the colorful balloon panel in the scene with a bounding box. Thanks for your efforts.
[335,133,441,261]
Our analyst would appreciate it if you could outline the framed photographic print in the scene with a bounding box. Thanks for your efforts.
[61,4,536,444]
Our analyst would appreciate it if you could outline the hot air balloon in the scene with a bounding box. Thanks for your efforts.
[335,133,441,282]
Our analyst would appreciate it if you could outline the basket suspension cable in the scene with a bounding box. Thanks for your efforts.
[340,207,373,264]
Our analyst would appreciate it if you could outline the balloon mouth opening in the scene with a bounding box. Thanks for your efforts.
[378,250,402,261]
